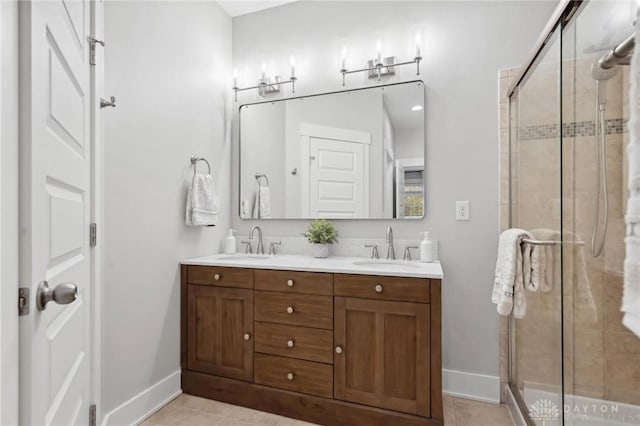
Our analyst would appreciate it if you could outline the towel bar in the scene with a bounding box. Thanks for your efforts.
[255,173,269,186]
[522,238,584,247]
[190,156,211,175]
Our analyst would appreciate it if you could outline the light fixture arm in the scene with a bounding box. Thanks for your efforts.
[233,74,297,102]
[340,56,421,86]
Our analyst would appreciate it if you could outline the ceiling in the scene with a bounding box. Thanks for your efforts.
[218,0,299,17]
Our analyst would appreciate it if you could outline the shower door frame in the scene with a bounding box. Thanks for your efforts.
[506,0,587,424]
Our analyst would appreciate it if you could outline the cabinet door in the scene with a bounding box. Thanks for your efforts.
[334,297,430,417]
[187,285,253,381]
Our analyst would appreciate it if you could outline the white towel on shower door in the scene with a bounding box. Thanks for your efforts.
[493,228,532,318]
[623,26,640,337]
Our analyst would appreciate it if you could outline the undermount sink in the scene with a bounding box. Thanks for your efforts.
[352,260,420,269]
[217,255,271,261]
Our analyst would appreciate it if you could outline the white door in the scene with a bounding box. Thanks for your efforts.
[300,124,370,218]
[20,0,94,425]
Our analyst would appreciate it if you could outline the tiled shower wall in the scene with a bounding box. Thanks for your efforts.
[498,55,640,407]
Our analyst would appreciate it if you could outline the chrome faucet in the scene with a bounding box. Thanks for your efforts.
[385,227,395,260]
[249,225,264,254]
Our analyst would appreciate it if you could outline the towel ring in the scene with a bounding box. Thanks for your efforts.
[255,173,269,187]
[190,156,211,176]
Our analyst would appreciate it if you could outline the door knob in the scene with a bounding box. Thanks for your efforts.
[286,279,294,287]
[244,333,251,341]
[287,339,295,347]
[374,284,383,293]
[286,306,294,314]
[286,372,294,381]
[335,346,343,354]
[36,281,77,311]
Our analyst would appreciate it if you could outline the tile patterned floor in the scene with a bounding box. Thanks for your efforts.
[141,394,514,426]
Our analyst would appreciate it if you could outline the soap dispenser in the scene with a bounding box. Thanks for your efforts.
[224,229,237,254]
[419,232,434,262]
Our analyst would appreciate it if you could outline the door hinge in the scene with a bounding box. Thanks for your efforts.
[18,287,30,316]
[89,404,97,426]
[90,223,97,247]
[88,37,104,66]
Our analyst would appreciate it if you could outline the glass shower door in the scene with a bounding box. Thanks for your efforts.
[510,28,564,426]
[561,1,640,424]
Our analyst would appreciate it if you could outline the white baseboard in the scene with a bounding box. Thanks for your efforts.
[101,370,182,426]
[442,369,501,404]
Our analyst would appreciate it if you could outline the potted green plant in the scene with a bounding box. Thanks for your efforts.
[305,219,339,258]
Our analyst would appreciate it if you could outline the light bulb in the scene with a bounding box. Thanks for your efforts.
[233,68,238,87]
[289,54,296,78]
[376,38,382,63]
[261,62,267,80]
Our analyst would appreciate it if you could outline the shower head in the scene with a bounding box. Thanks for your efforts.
[591,61,618,81]
[591,62,617,106]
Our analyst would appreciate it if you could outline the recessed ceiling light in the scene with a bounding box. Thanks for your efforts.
[411,105,423,111]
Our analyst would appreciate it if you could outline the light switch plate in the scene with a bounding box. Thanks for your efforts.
[456,201,470,221]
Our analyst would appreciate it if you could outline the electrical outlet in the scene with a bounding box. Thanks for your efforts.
[456,201,470,221]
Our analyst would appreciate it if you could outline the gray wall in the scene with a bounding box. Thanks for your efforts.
[103,0,231,416]
[231,1,556,378]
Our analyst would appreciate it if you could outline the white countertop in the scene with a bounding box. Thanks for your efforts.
[181,254,443,279]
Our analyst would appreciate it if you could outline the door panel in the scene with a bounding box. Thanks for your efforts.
[310,138,364,218]
[334,297,430,416]
[187,285,253,381]
[20,0,93,424]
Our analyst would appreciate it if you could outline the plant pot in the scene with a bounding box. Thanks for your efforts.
[311,243,331,258]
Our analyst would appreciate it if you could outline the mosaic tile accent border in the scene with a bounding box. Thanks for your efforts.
[519,118,627,141]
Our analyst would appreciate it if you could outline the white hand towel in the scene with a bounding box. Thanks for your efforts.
[493,228,532,317]
[186,173,219,226]
[252,186,272,219]
[624,25,640,337]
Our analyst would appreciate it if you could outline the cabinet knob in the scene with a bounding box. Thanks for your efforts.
[287,279,294,287]
[214,274,221,281]
[286,372,294,381]
[287,339,295,348]
[375,284,383,293]
[244,333,251,341]
[286,306,294,314]
[335,346,343,354]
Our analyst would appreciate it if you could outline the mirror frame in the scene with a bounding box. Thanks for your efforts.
[238,79,426,220]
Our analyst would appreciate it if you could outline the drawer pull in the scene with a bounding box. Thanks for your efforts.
[214,274,221,281]
[287,279,295,287]
[243,333,251,341]
[286,372,294,381]
[286,306,294,314]
[374,284,383,293]
[335,346,343,354]
[287,339,295,348]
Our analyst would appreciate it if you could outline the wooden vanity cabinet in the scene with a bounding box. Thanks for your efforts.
[181,265,443,426]
[334,297,430,416]
[185,270,254,382]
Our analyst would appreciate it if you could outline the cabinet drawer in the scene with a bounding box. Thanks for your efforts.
[254,270,333,295]
[254,353,333,398]
[255,291,333,330]
[187,266,253,289]
[334,274,430,303]
[254,322,333,364]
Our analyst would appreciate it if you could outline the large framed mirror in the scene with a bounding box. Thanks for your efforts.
[239,80,425,219]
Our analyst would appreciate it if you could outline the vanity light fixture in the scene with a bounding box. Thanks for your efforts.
[232,54,298,102]
[339,26,424,86]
